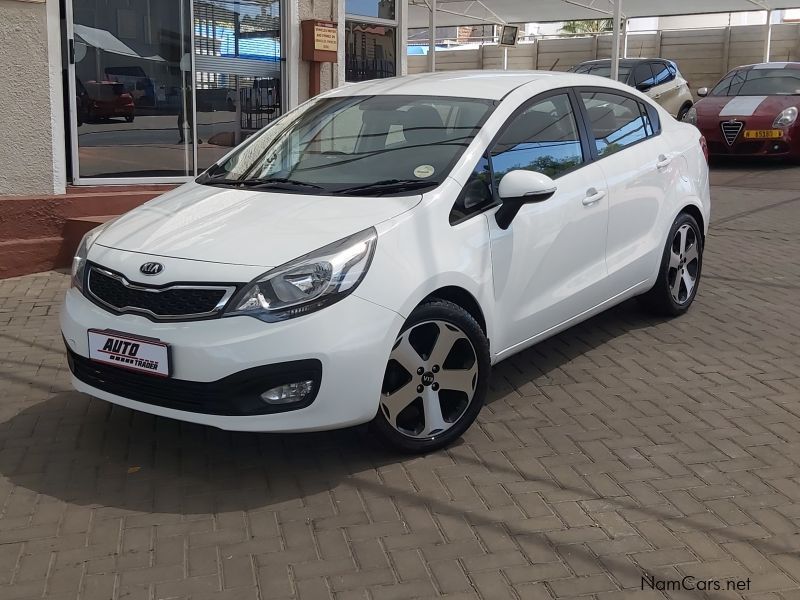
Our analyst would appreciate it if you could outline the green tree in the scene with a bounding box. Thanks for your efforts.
[560,19,613,34]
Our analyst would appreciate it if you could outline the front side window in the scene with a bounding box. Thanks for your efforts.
[711,68,800,96]
[490,94,584,184]
[451,156,493,224]
[199,95,495,195]
[580,91,653,157]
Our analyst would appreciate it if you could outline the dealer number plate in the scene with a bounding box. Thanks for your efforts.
[743,129,782,139]
[88,330,170,377]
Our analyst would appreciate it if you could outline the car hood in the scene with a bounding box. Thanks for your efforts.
[696,94,799,118]
[95,182,420,268]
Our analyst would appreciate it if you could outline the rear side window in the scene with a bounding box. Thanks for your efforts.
[632,63,655,88]
[651,62,673,85]
[580,91,654,157]
[490,94,584,183]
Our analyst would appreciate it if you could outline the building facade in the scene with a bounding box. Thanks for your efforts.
[0,0,408,196]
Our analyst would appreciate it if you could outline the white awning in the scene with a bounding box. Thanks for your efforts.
[74,24,165,62]
[408,0,800,28]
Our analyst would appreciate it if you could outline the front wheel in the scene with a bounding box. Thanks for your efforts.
[639,212,703,316]
[371,299,490,454]
[677,103,692,122]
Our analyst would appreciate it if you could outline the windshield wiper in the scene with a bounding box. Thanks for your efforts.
[237,177,324,190]
[200,175,323,191]
[336,179,440,196]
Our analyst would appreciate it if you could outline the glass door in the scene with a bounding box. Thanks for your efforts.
[66,0,195,182]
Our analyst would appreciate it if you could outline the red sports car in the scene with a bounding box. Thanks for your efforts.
[685,62,800,162]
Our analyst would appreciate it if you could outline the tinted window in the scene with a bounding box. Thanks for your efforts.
[581,92,653,157]
[450,156,493,224]
[632,63,655,88]
[651,62,673,85]
[710,68,800,96]
[490,94,584,183]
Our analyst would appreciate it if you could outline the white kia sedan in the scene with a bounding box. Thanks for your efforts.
[62,71,710,453]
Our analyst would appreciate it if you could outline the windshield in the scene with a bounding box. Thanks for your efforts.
[573,63,631,83]
[198,95,495,195]
[710,68,800,96]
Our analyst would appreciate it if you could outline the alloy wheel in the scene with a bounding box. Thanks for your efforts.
[380,320,478,439]
[668,223,699,304]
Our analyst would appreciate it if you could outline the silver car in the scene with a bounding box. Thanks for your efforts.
[571,58,695,120]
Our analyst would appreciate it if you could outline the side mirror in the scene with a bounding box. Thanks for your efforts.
[636,82,653,92]
[697,87,709,97]
[495,170,557,230]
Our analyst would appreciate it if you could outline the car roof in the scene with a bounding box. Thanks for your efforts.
[326,70,610,100]
[729,61,800,71]
[576,58,668,67]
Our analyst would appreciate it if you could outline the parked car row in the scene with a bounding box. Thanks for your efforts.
[571,57,800,163]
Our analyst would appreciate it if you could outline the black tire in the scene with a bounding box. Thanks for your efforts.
[677,103,692,122]
[370,299,490,454]
[638,212,703,316]
[124,115,135,123]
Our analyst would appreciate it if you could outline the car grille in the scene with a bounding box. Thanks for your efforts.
[86,265,236,320]
[721,120,744,146]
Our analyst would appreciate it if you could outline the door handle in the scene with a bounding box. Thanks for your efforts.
[657,154,672,169]
[582,188,606,206]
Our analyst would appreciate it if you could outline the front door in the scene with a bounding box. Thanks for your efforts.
[487,91,610,357]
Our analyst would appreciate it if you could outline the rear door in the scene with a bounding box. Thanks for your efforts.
[576,88,673,294]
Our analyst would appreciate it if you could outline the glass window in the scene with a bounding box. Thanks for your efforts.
[346,0,396,19]
[72,0,194,178]
[199,95,495,195]
[581,92,653,157]
[490,94,584,184]
[710,68,800,96]
[450,156,493,224]
[651,62,673,85]
[632,63,655,88]
[345,21,396,82]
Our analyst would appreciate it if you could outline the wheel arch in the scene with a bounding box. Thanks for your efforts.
[422,286,487,337]
[678,203,706,244]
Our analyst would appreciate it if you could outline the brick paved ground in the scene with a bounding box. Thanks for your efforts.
[1,165,800,600]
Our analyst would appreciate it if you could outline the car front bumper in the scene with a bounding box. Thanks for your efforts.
[60,287,404,432]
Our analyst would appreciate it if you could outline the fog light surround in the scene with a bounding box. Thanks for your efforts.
[260,380,316,405]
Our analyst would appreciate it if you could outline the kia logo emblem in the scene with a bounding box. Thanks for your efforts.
[139,262,164,276]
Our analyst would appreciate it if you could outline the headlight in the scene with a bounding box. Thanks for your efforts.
[224,227,378,322]
[683,106,698,126]
[773,106,798,128]
[71,220,115,292]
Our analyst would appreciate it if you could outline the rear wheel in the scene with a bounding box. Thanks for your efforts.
[677,103,692,121]
[639,212,703,316]
[371,299,490,454]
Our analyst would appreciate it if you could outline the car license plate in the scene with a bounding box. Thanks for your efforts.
[87,330,170,377]
[743,129,782,139]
